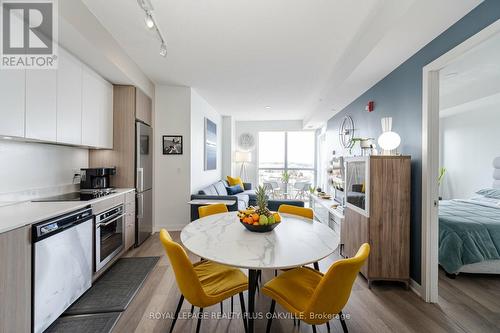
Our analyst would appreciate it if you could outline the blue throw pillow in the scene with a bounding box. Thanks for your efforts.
[226,184,244,195]
[476,188,500,199]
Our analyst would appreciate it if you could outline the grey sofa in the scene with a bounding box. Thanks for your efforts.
[192,180,256,210]
[190,180,304,221]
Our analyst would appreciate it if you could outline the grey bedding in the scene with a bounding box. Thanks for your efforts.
[439,200,500,273]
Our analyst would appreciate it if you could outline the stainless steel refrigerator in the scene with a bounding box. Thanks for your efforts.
[136,121,153,246]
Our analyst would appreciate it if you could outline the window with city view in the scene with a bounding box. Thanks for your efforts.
[258,131,315,200]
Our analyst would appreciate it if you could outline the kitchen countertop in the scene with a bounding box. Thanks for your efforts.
[0,188,135,234]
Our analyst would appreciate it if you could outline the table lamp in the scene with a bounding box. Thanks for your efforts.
[378,117,401,155]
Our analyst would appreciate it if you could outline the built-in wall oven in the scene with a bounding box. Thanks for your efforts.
[95,204,125,272]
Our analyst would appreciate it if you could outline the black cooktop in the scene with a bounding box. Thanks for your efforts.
[33,190,116,202]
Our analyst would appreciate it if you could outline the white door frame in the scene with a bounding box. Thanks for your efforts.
[421,19,500,303]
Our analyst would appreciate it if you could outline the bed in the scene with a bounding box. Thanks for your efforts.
[438,157,500,275]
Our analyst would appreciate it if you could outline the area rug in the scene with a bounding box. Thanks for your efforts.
[45,313,121,333]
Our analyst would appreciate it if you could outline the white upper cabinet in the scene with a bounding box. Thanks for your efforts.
[82,68,100,147]
[25,69,57,141]
[0,70,25,138]
[0,46,113,148]
[82,66,113,148]
[57,49,82,145]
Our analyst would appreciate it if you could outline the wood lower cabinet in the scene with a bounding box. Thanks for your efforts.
[343,156,411,288]
[344,207,369,277]
[0,226,31,333]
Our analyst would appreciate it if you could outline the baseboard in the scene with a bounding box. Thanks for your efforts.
[154,224,186,232]
[410,279,422,297]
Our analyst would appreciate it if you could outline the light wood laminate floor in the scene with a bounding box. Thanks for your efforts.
[114,232,500,333]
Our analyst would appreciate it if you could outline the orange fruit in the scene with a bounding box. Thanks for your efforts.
[273,213,281,222]
[252,213,260,222]
[253,222,259,226]
[243,217,253,224]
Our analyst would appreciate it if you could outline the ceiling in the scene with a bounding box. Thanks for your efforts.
[82,0,482,125]
[440,31,500,116]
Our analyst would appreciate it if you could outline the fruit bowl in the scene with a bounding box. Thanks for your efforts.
[238,186,282,233]
[239,220,280,233]
[237,208,282,233]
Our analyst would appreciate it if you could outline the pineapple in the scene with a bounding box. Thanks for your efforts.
[255,185,271,216]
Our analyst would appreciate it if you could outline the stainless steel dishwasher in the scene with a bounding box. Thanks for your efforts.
[32,207,93,333]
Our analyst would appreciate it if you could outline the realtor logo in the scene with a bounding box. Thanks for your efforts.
[1,0,58,69]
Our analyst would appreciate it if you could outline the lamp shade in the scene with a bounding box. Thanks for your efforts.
[235,151,252,162]
[378,131,401,151]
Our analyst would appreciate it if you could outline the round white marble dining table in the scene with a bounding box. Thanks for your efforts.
[180,211,339,333]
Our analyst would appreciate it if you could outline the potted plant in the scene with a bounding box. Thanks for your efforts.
[281,171,290,184]
[308,186,317,195]
[349,137,375,155]
[438,167,446,200]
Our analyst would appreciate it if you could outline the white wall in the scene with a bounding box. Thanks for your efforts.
[221,116,235,181]
[190,90,222,193]
[154,85,192,230]
[154,86,224,230]
[234,120,304,186]
[0,140,88,198]
[440,104,500,199]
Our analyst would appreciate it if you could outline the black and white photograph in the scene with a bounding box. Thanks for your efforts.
[162,135,183,155]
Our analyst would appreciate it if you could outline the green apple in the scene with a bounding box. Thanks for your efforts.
[259,215,268,225]
[267,215,275,224]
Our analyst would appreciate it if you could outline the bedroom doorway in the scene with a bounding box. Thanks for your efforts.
[422,19,500,303]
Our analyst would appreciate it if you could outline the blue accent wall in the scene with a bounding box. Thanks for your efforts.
[326,0,500,284]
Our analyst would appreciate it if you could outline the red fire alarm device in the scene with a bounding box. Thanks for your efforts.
[365,101,374,112]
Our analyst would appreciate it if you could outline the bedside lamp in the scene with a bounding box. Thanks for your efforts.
[235,151,252,181]
[378,117,401,155]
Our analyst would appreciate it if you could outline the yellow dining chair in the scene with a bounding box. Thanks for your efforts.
[278,204,314,220]
[262,243,370,333]
[159,230,248,333]
[198,203,228,218]
[277,204,318,272]
[197,203,237,311]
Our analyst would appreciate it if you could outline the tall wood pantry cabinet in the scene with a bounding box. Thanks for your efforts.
[343,155,411,288]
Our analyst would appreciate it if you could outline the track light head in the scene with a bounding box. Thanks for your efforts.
[144,14,155,29]
[138,0,167,58]
[159,43,167,57]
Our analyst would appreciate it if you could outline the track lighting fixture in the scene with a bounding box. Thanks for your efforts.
[137,0,168,58]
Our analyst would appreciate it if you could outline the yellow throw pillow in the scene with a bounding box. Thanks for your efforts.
[361,182,366,193]
[227,176,244,189]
